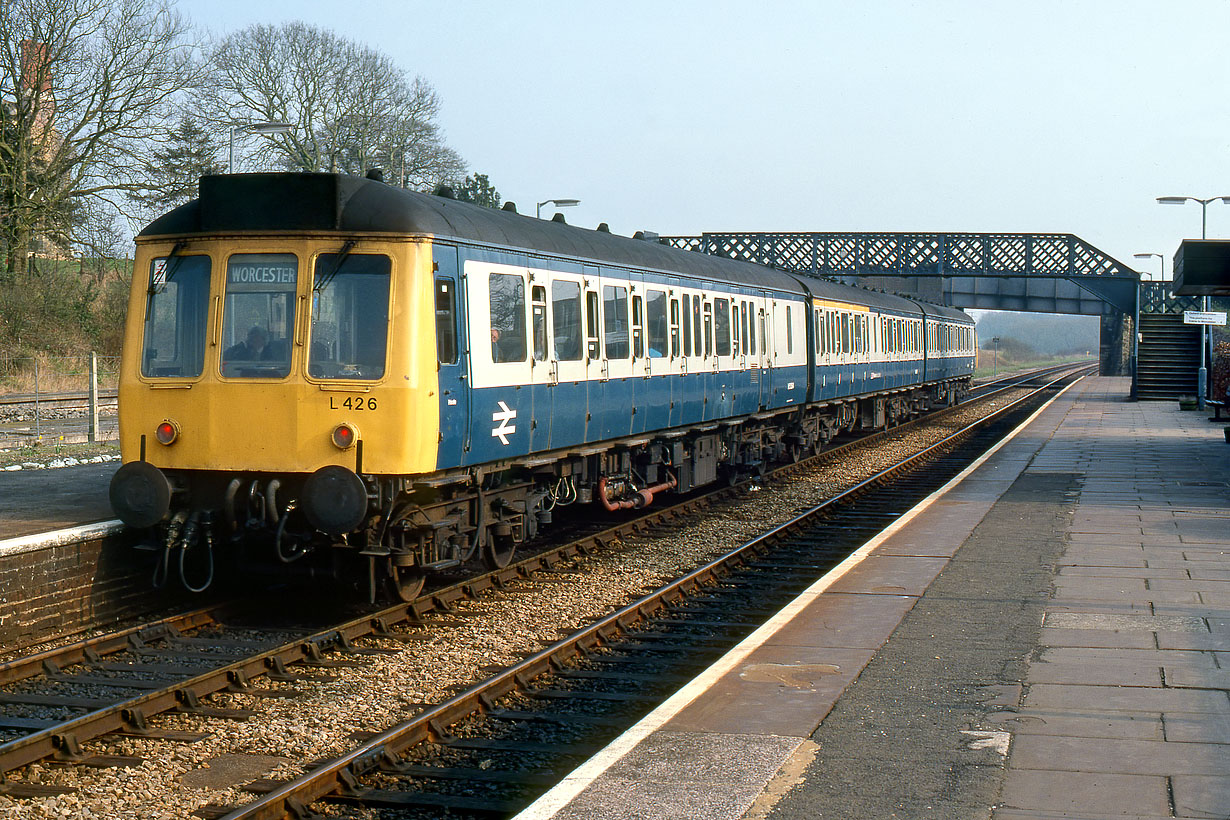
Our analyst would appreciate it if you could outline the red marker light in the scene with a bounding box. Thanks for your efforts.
[154,420,178,445]
[331,423,357,450]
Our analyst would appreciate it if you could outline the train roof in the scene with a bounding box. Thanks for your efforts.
[140,173,963,320]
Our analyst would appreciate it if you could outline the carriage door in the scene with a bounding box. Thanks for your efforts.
[582,265,602,442]
[547,271,587,449]
[433,245,468,469]
[757,295,773,409]
[596,270,636,439]
[526,271,552,451]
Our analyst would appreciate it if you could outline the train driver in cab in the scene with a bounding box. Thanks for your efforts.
[226,325,272,361]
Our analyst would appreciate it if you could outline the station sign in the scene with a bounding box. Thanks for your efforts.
[1182,310,1227,326]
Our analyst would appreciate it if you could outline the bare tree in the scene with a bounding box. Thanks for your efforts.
[203,22,465,188]
[0,0,201,278]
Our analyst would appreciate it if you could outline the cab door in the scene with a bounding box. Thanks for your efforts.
[433,245,468,469]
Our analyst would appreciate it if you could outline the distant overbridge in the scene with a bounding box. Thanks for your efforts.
[660,231,1140,376]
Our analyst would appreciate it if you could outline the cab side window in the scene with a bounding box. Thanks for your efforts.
[435,278,457,364]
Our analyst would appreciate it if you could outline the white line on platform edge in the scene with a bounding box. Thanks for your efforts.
[511,377,1084,820]
[0,519,124,558]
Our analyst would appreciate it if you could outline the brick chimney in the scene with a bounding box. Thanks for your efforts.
[19,40,55,143]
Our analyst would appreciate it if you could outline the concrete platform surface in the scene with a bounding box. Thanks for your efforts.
[513,377,1230,820]
[0,462,117,540]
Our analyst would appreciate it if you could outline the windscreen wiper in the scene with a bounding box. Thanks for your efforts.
[147,240,188,294]
[314,239,357,293]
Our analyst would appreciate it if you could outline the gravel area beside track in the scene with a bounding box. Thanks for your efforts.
[0,390,1030,819]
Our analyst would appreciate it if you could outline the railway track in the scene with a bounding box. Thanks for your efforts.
[0,389,119,448]
[209,364,1091,820]
[0,363,1089,814]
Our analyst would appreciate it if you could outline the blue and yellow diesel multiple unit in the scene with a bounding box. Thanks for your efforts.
[109,173,975,598]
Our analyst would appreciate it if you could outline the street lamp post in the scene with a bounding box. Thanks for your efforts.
[1156,195,1230,409]
[536,198,580,219]
[1132,252,1165,282]
[1129,254,1162,401]
[229,121,293,173]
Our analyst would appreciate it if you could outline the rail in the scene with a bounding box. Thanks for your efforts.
[0,354,119,448]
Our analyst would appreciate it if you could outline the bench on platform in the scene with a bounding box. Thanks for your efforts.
[1209,399,1228,421]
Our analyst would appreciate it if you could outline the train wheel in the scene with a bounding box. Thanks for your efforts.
[482,530,516,570]
[389,564,426,602]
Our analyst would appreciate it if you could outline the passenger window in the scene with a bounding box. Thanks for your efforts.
[646,289,667,358]
[703,301,713,358]
[489,272,526,363]
[786,306,793,355]
[632,294,644,359]
[742,301,752,354]
[670,298,680,357]
[142,255,210,379]
[435,278,457,365]
[531,285,548,361]
[731,302,740,354]
[714,298,730,357]
[682,294,693,357]
[741,302,749,355]
[223,253,299,379]
[603,284,629,359]
[692,295,702,356]
[585,290,600,359]
[551,280,582,361]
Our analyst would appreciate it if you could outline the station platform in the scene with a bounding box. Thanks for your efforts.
[0,461,117,541]
[514,376,1230,820]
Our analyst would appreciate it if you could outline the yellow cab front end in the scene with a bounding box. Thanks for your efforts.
[111,231,441,562]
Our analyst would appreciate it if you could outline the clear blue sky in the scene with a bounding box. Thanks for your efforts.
[188,0,1230,278]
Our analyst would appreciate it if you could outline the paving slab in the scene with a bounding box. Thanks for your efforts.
[997,769,1171,816]
[1164,713,1230,744]
[665,644,876,737]
[1035,626,1158,649]
[1008,734,1230,776]
[986,709,1164,741]
[821,554,950,596]
[1171,775,1230,820]
[1022,682,1229,714]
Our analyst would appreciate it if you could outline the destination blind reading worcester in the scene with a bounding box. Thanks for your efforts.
[229,263,296,285]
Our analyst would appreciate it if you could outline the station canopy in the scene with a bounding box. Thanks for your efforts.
[1174,240,1230,296]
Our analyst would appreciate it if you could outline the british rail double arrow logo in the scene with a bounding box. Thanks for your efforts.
[492,401,517,445]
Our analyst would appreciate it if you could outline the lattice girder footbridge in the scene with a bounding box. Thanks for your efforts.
[660,232,1138,315]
